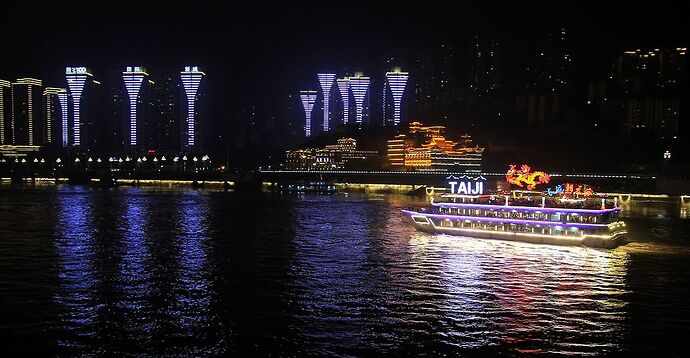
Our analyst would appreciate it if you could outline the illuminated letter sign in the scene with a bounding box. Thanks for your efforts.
[447,175,485,195]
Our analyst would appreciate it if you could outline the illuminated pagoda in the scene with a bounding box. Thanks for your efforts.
[387,121,484,172]
[385,68,409,126]
[349,73,370,125]
[300,90,318,137]
[317,72,336,132]
[180,66,205,149]
[337,77,350,124]
[123,66,148,147]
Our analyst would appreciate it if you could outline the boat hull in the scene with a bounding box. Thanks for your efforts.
[402,210,626,249]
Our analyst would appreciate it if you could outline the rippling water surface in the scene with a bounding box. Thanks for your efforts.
[1,186,689,356]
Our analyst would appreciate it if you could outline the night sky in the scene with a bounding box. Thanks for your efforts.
[2,2,687,167]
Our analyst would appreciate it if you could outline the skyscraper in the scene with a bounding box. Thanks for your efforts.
[65,66,93,146]
[385,68,409,125]
[300,90,317,137]
[11,78,43,146]
[317,72,336,132]
[43,87,67,146]
[180,66,205,150]
[0,80,10,144]
[337,78,350,124]
[122,66,148,147]
[349,74,370,125]
[57,92,69,147]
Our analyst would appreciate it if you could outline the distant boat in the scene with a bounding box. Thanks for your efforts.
[280,181,337,194]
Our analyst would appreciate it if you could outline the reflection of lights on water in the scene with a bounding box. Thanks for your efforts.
[681,207,689,219]
[55,189,97,328]
[406,233,630,349]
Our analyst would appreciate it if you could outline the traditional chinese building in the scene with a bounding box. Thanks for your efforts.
[387,121,483,172]
[284,138,379,170]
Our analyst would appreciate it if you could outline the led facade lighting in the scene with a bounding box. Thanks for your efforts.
[123,66,148,146]
[65,66,92,146]
[349,75,370,125]
[300,90,318,137]
[43,87,67,145]
[0,80,9,144]
[337,78,350,124]
[12,78,43,145]
[180,66,205,148]
[57,92,69,147]
[385,69,409,125]
[317,73,336,132]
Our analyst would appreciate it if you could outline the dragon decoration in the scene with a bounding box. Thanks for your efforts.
[505,164,551,190]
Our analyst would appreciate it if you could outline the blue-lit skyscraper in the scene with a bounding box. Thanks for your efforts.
[65,66,93,146]
[123,66,148,146]
[317,73,336,132]
[300,90,317,137]
[337,78,350,124]
[385,69,409,125]
[349,74,370,125]
[57,92,69,147]
[180,66,205,149]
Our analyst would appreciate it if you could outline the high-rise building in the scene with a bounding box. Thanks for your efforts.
[317,73,336,132]
[0,80,10,144]
[385,68,409,126]
[467,35,501,97]
[337,78,350,124]
[300,90,317,137]
[11,78,43,146]
[57,91,69,147]
[43,87,67,146]
[122,66,148,147]
[349,74,370,125]
[65,66,94,147]
[180,66,205,150]
[151,70,182,150]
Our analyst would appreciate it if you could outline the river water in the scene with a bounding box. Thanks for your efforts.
[1,186,689,356]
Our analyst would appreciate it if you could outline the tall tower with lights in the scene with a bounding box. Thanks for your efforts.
[180,66,205,150]
[122,66,148,147]
[385,69,409,125]
[11,78,43,145]
[317,73,336,132]
[43,87,67,146]
[300,90,317,137]
[349,74,370,125]
[337,78,350,125]
[65,66,93,146]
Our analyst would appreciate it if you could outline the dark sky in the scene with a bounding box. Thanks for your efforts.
[2,1,687,111]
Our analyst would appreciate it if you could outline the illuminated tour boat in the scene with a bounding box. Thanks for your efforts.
[402,165,628,248]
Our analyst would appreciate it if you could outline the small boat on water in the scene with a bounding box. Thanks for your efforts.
[280,181,337,194]
[402,166,627,248]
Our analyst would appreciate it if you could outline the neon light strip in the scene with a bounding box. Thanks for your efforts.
[402,210,617,229]
[433,202,620,215]
[317,73,336,132]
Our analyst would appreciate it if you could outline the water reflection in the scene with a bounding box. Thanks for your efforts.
[407,235,629,354]
[54,188,98,348]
